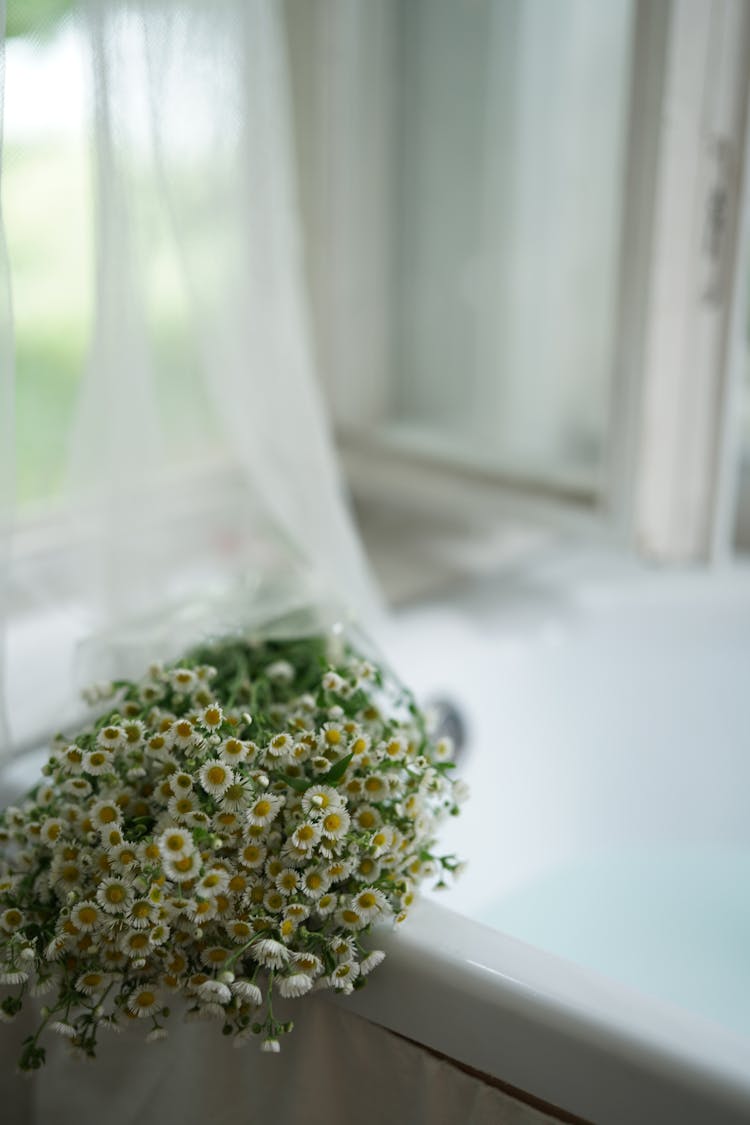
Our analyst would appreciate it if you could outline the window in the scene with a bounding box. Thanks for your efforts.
[287,0,750,566]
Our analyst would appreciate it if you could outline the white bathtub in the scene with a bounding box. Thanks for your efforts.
[2,552,750,1122]
[346,551,750,1123]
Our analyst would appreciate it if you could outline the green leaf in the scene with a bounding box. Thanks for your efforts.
[275,772,312,794]
[322,752,354,786]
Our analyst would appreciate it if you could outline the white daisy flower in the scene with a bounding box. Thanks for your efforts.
[359,949,386,977]
[188,897,219,926]
[75,971,111,996]
[238,841,267,870]
[146,733,170,756]
[274,868,299,896]
[199,759,234,799]
[320,807,351,842]
[0,969,28,985]
[127,988,161,1018]
[261,1037,281,1053]
[108,843,139,871]
[277,973,313,998]
[156,827,195,862]
[323,855,355,882]
[50,854,84,890]
[330,960,360,991]
[170,668,197,693]
[196,868,230,898]
[452,779,470,804]
[290,821,321,852]
[283,903,309,924]
[90,800,122,830]
[70,900,102,933]
[321,671,346,693]
[353,804,382,832]
[218,779,252,814]
[162,851,201,882]
[213,810,242,835]
[50,1021,77,1039]
[231,979,263,1005]
[264,733,294,762]
[59,744,85,774]
[265,660,294,683]
[263,889,285,914]
[300,868,330,899]
[82,750,112,777]
[361,775,388,801]
[127,899,156,929]
[336,905,365,930]
[382,736,408,761]
[119,930,153,959]
[0,908,25,933]
[97,725,125,751]
[146,1027,168,1043]
[200,946,232,971]
[218,737,250,765]
[167,793,200,821]
[293,952,323,977]
[356,857,382,885]
[315,892,338,917]
[39,818,65,846]
[199,704,224,731]
[197,980,232,1005]
[253,938,290,970]
[352,886,389,922]
[169,772,194,795]
[45,937,69,961]
[302,785,343,816]
[170,718,197,750]
[95,873,133,909]
[320,722,345,751]
[226,918,253,943]
[245,794,284,830]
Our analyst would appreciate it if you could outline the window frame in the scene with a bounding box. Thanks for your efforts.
[292,0,750,565]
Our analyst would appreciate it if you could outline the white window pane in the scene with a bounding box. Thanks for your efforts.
[387,0,635,496]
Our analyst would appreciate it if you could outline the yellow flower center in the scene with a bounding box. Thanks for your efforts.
[207,766,227,786]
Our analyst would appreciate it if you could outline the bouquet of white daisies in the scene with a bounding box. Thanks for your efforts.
[0,630,466,1069]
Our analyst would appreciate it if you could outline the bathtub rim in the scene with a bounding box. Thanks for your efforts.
[340,897,750,1125]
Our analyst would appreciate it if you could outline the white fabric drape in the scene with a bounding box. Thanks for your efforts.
[0,0,380,751]
[0,0,14,757]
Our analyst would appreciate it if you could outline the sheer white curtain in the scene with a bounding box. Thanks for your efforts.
[0,0,14,756]
[0,0,379,755]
